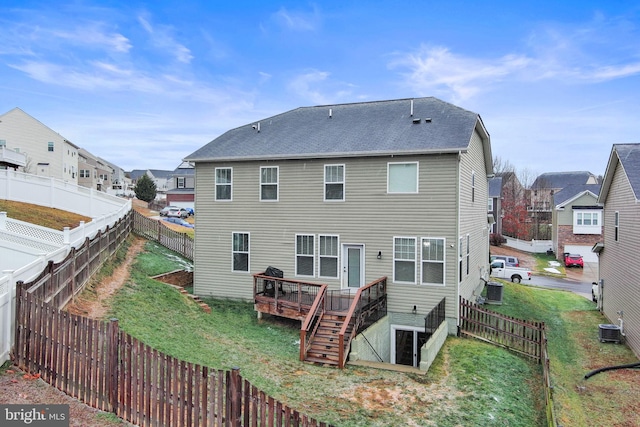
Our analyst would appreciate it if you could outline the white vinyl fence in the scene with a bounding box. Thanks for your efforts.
[0,170,131,364]
[503,236,553,254]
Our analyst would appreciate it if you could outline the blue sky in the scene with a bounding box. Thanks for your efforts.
[1,1,639,178]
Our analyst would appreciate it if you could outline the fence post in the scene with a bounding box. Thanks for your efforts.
[12,281,24,364]
[228,367,242,427]
[107,318,120,415]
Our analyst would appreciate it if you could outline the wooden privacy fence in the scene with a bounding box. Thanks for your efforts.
[13,290,330,427]
[459,296,544,361]
[133,211,193,261]
[459,296,557,426]
[12,211,332,426]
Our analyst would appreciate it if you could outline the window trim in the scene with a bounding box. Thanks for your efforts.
[47,141,54,152]
[614,211,619,242]
[260,166,279,202]
[466,234,470,275]
[471,171,476,203]
[420,237,446,286]
[295,234,315,277]
[177,176,185,189]
[231,232,250,273]
[215,167,233,201]
[488,197,494,212]
[324,164,345,201]
[393,236,417,284]
[387,162,419,194]
[318,234,340,279]
[573,210,601,234]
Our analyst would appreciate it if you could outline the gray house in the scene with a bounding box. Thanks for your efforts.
[595,143,640,357]
[184,97,493,370]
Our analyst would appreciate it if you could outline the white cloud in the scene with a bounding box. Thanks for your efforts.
[137,14,193,64]
[287,70,355,105]
[271,6,320,31]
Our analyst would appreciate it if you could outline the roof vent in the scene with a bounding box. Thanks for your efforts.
[412,118,421,124]
[329,108,332,118]
[424,118,432,122]
[251,122,261,132]
[410,99,414,117]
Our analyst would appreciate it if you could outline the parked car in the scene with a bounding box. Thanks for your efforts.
[564,253,584,268]
[490,255,519,267]
[166,207,189,218]
[162,217,194,228]
[490,259,531,283]
[159,205,180,217]
[185,207,194,216]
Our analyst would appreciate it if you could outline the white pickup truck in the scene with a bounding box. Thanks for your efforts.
[490,259,532,283]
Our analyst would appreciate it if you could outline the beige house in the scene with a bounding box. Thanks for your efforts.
[595,143,640,357]
[552,184,602,263]
[78,148,114,192]
[0,108,79,183]
[185,97,493,369]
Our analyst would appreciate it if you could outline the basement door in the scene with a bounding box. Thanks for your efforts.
[391,326,427,367]
[342,244,364,289]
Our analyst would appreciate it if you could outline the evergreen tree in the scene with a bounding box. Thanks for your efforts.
[134,174,157,202]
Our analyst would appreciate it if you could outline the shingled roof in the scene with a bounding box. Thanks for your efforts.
[553,184,601,207]
[599,143,640,203]
[531,171,598,190]
[184,97,490,163]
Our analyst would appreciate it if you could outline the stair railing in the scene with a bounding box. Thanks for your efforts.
[299,285,328,362]
[337,277,387,368]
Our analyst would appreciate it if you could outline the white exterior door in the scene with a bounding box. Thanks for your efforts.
[342,244,364,289]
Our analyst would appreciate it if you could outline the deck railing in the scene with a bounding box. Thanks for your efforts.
[253,274,323,320]
[424,297,446,333]
[337,277,387,368]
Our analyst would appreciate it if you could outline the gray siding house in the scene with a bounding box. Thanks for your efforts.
[184,97,493,369]
[596,143,640,358]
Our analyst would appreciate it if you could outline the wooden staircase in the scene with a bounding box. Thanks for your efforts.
[304,312,352,366]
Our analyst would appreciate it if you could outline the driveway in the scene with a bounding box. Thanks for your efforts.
[490,245,598,300]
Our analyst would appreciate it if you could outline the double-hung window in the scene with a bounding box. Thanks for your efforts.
[260,166,278,201]
[394,237,416,283]
[488,197,493,212]
[466,234,470,275]
[232,232,249,272]
[47,142,54,152]
[319,235,339,278]
[177,176,185,189]
[614,211,619,241]
[574,210,601,234]
[296,235,315,277]
[471,171,476,202]
[388,162,418,193]
[421,238,445,285]
[80,169,90,178]
[215,168,232,201]
[324,164,345,201]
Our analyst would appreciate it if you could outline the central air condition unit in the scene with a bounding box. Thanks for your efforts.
[485,281,504,305]
[598,324,622,343]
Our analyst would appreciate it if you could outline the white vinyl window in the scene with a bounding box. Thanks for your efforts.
[232,232,249,272]
[421,238,445,285]
[466,234,470,275]
[215,168,232,201]
[614,211,619,241]
[47,141,54,152]
[574,210,601,235]
[488,197,493,211]
[394,237,416,283]
[80,169,90,178]
[324,164,345,201]
[319,235,339,278]
[471,171,476,202]
[260,166,279,201]
[388,162,418,193]
[177,176,185,189]
[296,235,315,277]
[459,236,463,283]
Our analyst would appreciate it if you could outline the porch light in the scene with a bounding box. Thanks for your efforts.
[377,251,382,259]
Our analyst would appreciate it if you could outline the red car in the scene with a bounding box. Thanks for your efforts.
[564,253,584,268]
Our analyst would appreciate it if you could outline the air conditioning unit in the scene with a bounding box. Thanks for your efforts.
[485,281,504,305]
[598,324,621,343]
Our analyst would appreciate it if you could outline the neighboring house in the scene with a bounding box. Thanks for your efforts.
[100,158,132,196]
[0,142,26,170]
[78,148,114,192]
[184,97,493,370]
[551,184,602,263]
[0,108,79,183]
[528,171,599,240]
[128,169,172,198]
[488,176,502,236]
[166,162,195,210]
[595,143,640,358]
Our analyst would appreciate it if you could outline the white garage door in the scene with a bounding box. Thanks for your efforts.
[564,245,598,263]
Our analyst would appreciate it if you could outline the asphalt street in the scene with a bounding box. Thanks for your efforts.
[526,262,598,301]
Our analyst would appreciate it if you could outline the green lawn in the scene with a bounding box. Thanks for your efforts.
[106,240,549,426]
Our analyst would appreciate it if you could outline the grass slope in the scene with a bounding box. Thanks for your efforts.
[0,199,91,230]
[106,241,543,427]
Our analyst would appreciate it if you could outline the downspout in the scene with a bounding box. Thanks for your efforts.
[455,150,462,333]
